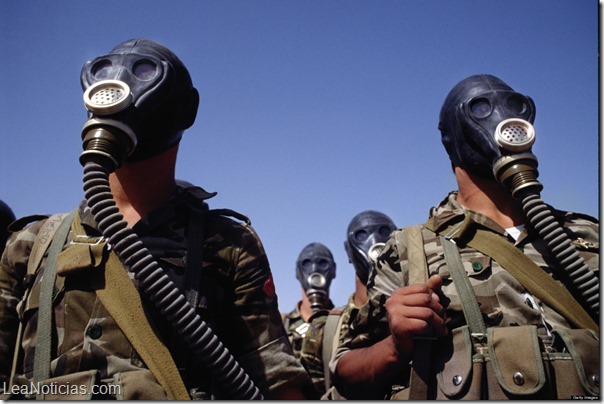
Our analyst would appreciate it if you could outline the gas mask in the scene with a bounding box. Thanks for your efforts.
[295,243,336,312]
[79,38,199,170]
[344,210,396,285]
[439,74,541,197]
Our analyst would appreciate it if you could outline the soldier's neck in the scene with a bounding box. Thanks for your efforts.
[299,292,315,322]
[454,166,525,229]
[353,276,368,308]
[109,148,178,227]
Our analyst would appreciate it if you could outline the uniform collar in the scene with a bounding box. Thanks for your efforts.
[77,182,217,234]
[426,191,510,242]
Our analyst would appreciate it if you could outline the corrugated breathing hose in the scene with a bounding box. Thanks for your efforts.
[519,191,599,317]
[82,161,263,400]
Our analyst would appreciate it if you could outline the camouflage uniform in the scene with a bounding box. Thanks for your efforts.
[282,299,334,361]
[331,191,599,399]
[0,184,311,399]
[300,293,359,398]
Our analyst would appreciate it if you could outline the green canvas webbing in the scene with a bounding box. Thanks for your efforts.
[69,213,190,400]
[31,211,190,400]
[321,308,344,392]
[440,236,487,336]
[32,210,76,400]
[425,214,598,333]
[399,225,434,400]
[9,213,69,391]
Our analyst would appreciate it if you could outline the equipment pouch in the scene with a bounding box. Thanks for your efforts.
[109,369,170,400]
[10,369,100,400]
[435,325,486,400]
[433,325,600,400]
[488,325,545,396]
[545,328,600,398]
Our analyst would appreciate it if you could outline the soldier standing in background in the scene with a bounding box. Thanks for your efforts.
[300,210,397,398]
[282,242,336,362]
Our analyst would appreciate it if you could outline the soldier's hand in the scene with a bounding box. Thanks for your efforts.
[385,274,447,356]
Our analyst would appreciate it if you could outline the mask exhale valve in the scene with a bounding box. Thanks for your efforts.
[492,119,599,318]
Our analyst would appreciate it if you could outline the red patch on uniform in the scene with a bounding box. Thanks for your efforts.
[263,274,276,298]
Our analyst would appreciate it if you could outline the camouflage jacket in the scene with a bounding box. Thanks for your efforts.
[0,184,311,399]
[300,293,359,398]
[332,191,600,399]
[282,299,334,361]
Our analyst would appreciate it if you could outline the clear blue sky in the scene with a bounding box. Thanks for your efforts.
[1,0,599,313]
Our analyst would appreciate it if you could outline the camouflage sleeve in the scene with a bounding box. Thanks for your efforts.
[0,220,45,386]
[220,223,312,398]
[330,232,406,385]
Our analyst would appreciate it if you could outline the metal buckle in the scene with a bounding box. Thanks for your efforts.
[70,235,105,246]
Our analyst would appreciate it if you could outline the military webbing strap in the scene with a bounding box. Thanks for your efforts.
[68,213,191,400]
[440,236,487,336]
[425,215,599,333]
[399,226,434,400]
[32,210,76,400]
[28,213,70,278]
[321,308,344,392]
[8,213,69,391]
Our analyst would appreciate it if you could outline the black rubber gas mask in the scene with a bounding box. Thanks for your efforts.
[344,210,396,285]
[439,75,540,195]
[79,38,199,170]
[295,243,336,312]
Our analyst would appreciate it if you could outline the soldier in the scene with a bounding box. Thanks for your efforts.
[282,242,336,362]
[332,74,599,400]
[0,200,16,252]
[299,210,397,398]
[0,38,313,400]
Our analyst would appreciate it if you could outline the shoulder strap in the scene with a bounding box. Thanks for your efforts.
[32,209,77,398]
[208,208,251,225]
[27,213,70,277]
[440,237,487,336]
[426,215,599,333]
[321,308,344,392]
[9,212,71,389]
[68,213,191,400]
[470,227,598,333]
[399,225,434,400]
[403,225,428,285]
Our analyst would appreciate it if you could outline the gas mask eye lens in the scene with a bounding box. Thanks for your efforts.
[133,59,159,81]
[92,60,113,80]
[318,259,330,270]
[379,225,392,237]
[354,230,369,242]
[469,98,492,118]
[302,259,313,271]
[506,94,527,114]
